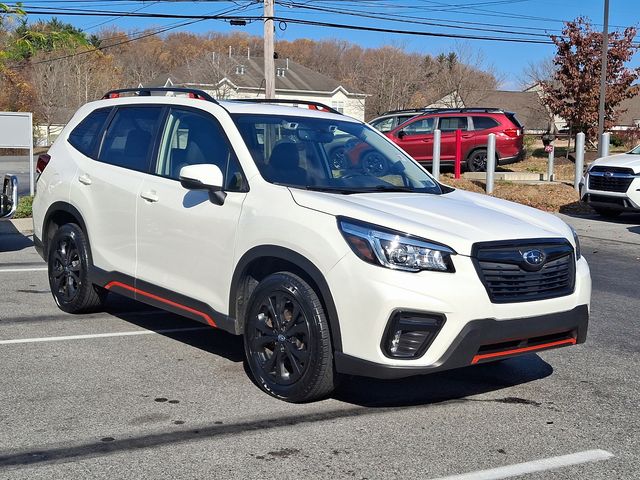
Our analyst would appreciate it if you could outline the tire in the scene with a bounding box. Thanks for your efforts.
[361,151,389,176]
[593,207,622,218]
[467,149,488,172]
[47,223,107,314]
[244,272,335,402]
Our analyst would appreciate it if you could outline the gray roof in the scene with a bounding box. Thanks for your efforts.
[464,90,550,131]
[148,56,364,95]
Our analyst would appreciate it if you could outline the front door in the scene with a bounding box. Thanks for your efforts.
[135,107,248,315]
[391,117,435,163]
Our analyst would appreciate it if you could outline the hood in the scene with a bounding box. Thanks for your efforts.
[290,188,574,256]
[590,153,640,173]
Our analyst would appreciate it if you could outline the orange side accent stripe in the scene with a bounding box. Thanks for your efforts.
[105,281,217,328]
[471,338,576,364]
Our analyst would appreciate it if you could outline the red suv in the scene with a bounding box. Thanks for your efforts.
[370,108,525,172]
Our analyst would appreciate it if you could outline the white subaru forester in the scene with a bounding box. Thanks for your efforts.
[33,88,591,402]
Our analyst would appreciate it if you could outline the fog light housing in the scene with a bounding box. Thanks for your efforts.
[382,311,446,359]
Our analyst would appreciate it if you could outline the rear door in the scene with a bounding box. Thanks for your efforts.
[437,116,471,161]
[390,117,435,162]
[68,105,164,277]
[470,115,501,151]
[136,106,248,314]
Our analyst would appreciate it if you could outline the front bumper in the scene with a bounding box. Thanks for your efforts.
[327,250,591,371]
[581,173,640,212]
[335,305,588,379]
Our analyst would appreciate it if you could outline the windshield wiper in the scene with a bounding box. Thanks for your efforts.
[301,185,419,194]
[302,185,365,194]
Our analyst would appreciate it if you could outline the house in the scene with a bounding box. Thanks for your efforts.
[146,56,367,120]
[427,89,552,134]
[613,95,640,130]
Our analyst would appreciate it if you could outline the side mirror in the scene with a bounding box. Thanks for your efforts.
[397,130,406,139]
[179,164,226,205]
[0,174,18,220]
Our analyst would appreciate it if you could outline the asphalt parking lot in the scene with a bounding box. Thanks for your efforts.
[1,213,639,479]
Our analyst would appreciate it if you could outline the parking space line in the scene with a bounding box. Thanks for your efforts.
[0,267,48,273]
[0,327,211,345]
[428,450,614,480]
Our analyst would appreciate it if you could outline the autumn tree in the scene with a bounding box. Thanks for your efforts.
[542,17,639,140]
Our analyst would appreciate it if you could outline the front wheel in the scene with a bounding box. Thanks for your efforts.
[48,223,107,313]
[244,272,335,402]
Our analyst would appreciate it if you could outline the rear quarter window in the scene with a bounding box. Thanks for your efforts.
[68,108,112,157]
[471,116,500,130]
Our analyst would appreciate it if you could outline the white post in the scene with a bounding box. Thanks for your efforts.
[486,133,496,194]
[29,112,34,196]
[574,132,585,192]
[432,129,441,182]
[547,144,554,182]
[600,132,610,158]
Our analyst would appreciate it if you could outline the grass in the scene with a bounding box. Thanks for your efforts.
[14,195,33,219]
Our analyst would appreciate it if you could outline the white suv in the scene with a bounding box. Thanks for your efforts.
[581,145,640,217]
[33,88,591,402]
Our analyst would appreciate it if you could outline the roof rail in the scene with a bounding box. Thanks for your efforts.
[382,107,504,116]
[101,87,219,103]
[233,98,343,115]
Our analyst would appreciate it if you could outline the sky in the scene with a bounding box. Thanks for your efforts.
[20,0,640,91]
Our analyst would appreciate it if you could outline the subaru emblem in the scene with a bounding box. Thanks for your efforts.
[522,249,546,266]
[604,171,614,177]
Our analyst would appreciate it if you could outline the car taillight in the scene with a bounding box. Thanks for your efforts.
[36,153,51,177]
[503,128,520,138]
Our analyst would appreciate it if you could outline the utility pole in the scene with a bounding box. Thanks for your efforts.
[597,0,609,156]
[263,0,275,99]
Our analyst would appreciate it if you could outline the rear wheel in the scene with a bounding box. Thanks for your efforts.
[467,149,488,172]
[593,207,622,218]
[48,223,107,313]
[244,272,335,402]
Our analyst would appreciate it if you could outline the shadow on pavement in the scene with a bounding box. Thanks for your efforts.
[628,226,640,235]
[0,221,33,253]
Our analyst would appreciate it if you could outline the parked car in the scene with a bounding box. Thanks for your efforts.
[33,88,590,403]
[369,108,525,172]
[580,145,640,217]
[368,108,435,133]
[1,174,18,220]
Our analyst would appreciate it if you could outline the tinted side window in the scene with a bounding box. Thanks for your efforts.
[156,108,246,191]
[472,116,499,130]
[68,108,111,157]
[438,116,468,132]
[402,117,434,136]
[98,106,163,172]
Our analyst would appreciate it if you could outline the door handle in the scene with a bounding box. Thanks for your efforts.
[140,191,159,203]
[78,174,92,185]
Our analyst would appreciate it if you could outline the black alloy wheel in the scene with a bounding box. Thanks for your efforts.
[467,149,488,172]
[362,151,389,176]
[244,272,335,402]
[48,223,107,313]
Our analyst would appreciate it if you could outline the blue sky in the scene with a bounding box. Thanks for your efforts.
[24,0,640,90]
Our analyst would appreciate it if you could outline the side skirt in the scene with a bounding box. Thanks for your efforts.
[90,267,239,335]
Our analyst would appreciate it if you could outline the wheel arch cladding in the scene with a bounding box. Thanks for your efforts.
[230,245,343,352]
[42,202,89,262]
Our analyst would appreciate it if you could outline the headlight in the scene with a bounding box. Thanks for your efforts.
[338,218,456,272]
[570,226,581,260]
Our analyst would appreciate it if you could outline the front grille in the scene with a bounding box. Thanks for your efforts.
[588,166,636,193]
[472,239,575,303]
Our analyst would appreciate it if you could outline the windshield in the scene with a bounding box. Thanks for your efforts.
[233,114,442,194]
[629,144,640,154]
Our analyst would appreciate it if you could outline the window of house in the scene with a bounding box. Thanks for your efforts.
[331,101,345,114]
